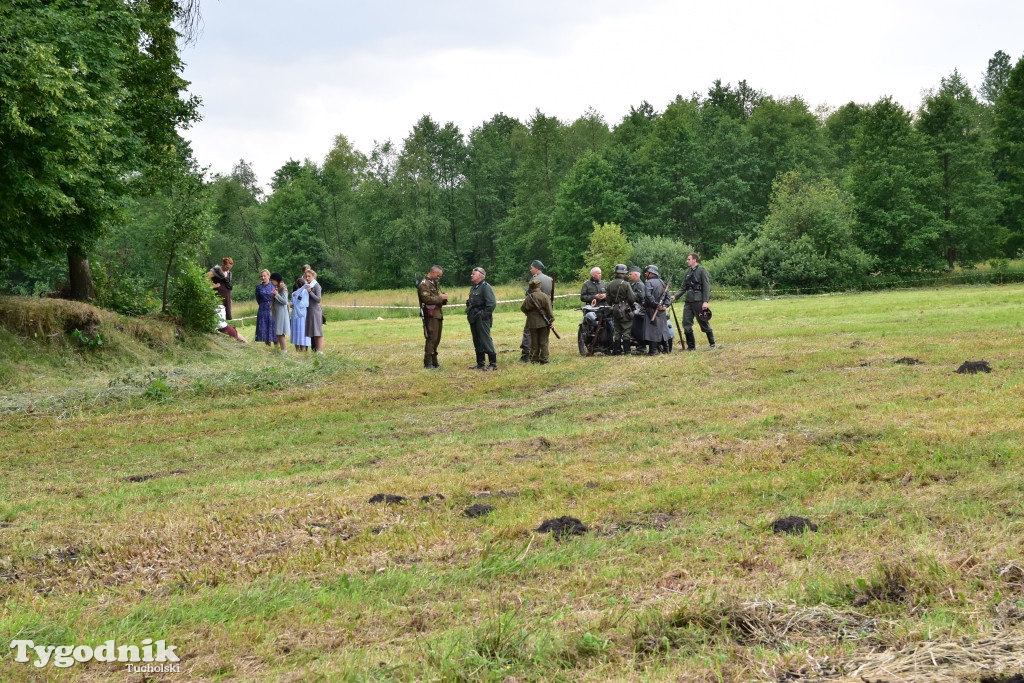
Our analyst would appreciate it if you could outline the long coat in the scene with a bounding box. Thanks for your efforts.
[642,277,671,343]
[272,285,290,336]
[305,281,323,337]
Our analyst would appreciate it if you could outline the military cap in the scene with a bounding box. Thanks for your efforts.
[628,266,642,274]
[531,260,545,271]
[528,278,542,289]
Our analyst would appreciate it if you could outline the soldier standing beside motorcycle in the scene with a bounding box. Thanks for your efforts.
[605,264,635,356]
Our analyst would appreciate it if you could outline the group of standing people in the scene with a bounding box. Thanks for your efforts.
[209,260,323,354]
[584,253,715,356]
[417,261,558,371]
[416,254,715,370]
[210,253,713,366]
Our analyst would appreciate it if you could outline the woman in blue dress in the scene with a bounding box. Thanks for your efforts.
[290,271,311,351]
[254,269,275,345]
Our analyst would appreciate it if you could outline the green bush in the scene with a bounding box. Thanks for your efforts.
[93,262,158,316]
[628,235,694,281]
[169,262,220,333]
[710,173,873,292]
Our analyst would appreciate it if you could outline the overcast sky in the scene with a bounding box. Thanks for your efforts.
[180,0,1024,188]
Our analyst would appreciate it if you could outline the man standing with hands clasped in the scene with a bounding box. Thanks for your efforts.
[417,265,447,369]
[673,252,715,351]
[466,266,498,371]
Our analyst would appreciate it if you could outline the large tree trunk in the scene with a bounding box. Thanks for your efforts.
[67,244,94,301]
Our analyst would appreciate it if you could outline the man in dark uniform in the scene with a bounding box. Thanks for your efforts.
[521,279,555,364]
[673,252,715,350]
[417,265,447,368]
[520,260,553,362]
[605,264,635,356]
[580,267,606,304]
[466,266,498,370]
[642,265,671,356]
[628,266,646,354]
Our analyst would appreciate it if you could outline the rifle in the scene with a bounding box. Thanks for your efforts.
[650,276,673,323]
[527,291,560,339]
[415,276,427,339]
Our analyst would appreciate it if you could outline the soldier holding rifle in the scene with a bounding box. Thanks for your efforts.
[520,260,553,362]
[521,279,556,364]
[672,252,715,350]
[641,265,671,356]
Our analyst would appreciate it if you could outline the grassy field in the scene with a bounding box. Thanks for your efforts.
[1,284,1023,681]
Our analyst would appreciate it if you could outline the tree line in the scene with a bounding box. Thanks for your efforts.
[2,1,1023,313]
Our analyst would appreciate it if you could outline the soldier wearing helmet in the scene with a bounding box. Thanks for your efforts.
[641,265,671,356]
[605,264,636,355]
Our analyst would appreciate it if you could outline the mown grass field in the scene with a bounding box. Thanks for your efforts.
[1,284,1023,682]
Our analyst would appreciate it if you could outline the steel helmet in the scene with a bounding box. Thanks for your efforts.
[644,265,659,277]
[697,307,712,322]
[614,264,627,275]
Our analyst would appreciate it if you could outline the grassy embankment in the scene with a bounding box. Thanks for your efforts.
[1,284,1023,681]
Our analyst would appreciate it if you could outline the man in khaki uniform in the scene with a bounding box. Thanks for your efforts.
[520,260,553,362]
[417,265,447,369]
[521,279,555,364]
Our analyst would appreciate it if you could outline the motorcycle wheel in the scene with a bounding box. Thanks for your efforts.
[577,324,589,356]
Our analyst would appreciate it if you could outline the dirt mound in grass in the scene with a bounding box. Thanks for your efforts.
[536,516,588,538]
[771,516,818,535]
[419,493,445,503]
[463,504,494,518]
[893,357,920,365]
[956,360,991,374]
[368,493,406,505]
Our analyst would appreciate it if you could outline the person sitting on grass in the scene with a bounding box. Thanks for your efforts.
[215,305,247,342]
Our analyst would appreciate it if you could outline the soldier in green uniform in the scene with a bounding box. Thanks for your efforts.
[417,265,448,369]
[672,252,715,350]
[520,260,553,362]
[605,264,636,356]
[580,267,607,304]
[521,279,555,364]
[628,266,646,354]
[466,266,498,370]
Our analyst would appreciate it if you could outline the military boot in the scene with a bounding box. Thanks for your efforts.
[646,343,659,356]
[424,353,435,369]
[611,340,622,356]
[484,353,498,371]
[685,331,696,351]
[431,354,440,369]
[622,341,631,355]
[706,331,716,349]
[469,352,485,370]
